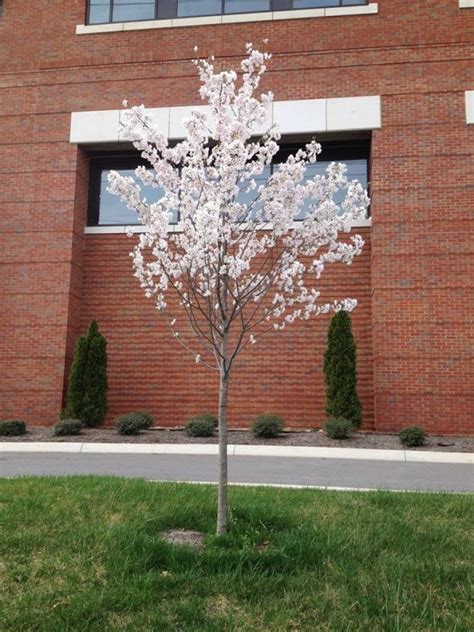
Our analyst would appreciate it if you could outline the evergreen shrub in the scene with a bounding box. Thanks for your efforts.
[0,420,26,437]
[323,311,362,427]
[399,426,426,447]
[64,320,108,427]
[115,413,146,436]
[324,417,354,440]
[53,419,83,436]
[185,415,216,437]
[251,414,284,438]
[135,411,154,430]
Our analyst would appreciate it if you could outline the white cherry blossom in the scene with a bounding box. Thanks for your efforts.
[108,45,370,534]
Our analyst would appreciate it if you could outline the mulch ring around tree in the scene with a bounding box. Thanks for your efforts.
[160,529,206,550]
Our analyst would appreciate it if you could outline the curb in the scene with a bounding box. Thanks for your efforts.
[148,480,473,494]
[1,442,473,464]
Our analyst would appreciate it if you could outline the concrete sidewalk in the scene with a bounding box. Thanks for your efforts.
[1,441,473,463]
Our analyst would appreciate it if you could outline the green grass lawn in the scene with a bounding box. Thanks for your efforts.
[1,478,473,631]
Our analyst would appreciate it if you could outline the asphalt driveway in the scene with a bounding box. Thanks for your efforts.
[1,451,473,492]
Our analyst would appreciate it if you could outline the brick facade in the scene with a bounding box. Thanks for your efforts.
[1,1,472,433]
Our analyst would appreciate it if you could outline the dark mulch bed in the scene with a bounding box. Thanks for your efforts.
[3,426,473,452]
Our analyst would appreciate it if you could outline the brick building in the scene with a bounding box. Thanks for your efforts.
[1,1,473,434]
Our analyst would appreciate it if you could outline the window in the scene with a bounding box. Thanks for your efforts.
[293,0,366,8]
[177,1,220,17]
[87,139,369,226]
[238,140,369,221]
[86,0,368,24]
[277,141,369,220]
[88,155,179,226]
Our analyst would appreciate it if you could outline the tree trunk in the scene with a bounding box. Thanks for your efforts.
[216,346,229,535]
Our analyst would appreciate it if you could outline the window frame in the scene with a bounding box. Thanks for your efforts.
[85,0,369,25]
[87,138,370,227]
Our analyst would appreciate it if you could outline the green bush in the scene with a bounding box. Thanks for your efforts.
[134,411,154,430]
[64,320,108,427]
[324,311,362,427]
[114,412,153,435]
[185,415,216,437]
[115,413,146,436]
[53,419,83,436]
[399,426,426,447]
[251,414,284,439]
[189,413,218,428]
[324,417,354,440]
[0,420,26,437]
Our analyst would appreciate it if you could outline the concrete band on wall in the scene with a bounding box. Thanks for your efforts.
[466,91,474,124]
[70,95,382,144]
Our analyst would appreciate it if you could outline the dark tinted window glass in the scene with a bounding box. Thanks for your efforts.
[99,168,168,225]
[88,0,111,23]
[295,0,367,5]
[293,0,338,8]
[90,159,177,226]
[274,141,368,220]
[98,168,141,225]
[225,1,271,13]
[86,1,370,24]
[293,158,367,219]
[89,142,368,225]
[236,142,368,222]
[113,0,155,21]
[177,0,222,17]
[237,165,272,220]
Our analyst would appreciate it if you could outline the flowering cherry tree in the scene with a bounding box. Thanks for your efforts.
[108,45,369,534]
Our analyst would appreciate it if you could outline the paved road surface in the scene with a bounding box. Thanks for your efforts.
[1,452,473,492]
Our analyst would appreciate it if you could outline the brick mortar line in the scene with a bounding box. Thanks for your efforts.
[1,41,473,82]
[2,149,474,171]
[1,73,472,95]
[2,38,473,69]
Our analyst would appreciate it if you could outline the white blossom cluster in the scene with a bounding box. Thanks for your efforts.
[108,44,370,368]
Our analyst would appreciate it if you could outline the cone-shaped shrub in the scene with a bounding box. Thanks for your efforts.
[323,310,362,427]
[64,320,108,426]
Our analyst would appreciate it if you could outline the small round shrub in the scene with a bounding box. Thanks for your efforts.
[0,420,26,437]
[185,415,216,437]
[114,411,154,435]
[324,417,354,440]
[53,419,83,436]
[399,426,426,447]
[189,413,218,428]
[115,413,146,436]
[251,414,284,439]
[134,411,154,430]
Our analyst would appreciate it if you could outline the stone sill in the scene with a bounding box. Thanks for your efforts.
[84,218,372,235]
[76,3,378,35]
[459,0,474,8]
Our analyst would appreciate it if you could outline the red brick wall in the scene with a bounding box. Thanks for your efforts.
[1,1,472,433]
[79,229,373,428]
